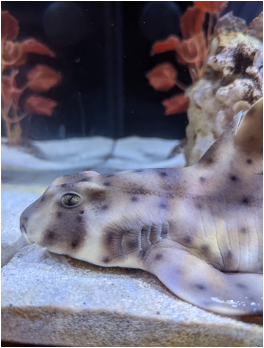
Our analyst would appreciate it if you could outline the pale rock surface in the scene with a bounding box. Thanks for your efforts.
[185,12,263,165]
[107,136,185,169]
[245,11,263,41]
[34,136,114,163]
[2,136,184,172]
[2,244,263,347]
[112,136,181,162]
[1,185,45,266]
[1,137,114,171]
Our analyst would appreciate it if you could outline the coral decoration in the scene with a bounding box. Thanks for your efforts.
[245,11,263,41]
[25,96,58,116]
[27,65,61,92]
[19,39,55,57]
[180,6,205,38]
[146,1,228,116]
[193,1,228,15]
[1,10,61,145]
[1,10,19,40]
[162,94,190,116]
[176,32,207,66]
[151,36,179,56]
[146,63,177,92]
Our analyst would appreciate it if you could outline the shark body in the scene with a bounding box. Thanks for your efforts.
[20,99,263,315]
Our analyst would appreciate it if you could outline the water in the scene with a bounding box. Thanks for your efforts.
[1,1,195,186]
[1,2,263,345]
[2,1,261,183]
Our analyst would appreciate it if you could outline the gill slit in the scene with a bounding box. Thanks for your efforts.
[138,227,142,251]
[147,224,152,246]
[121,230,128,260]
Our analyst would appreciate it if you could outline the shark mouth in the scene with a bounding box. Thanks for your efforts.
[20,224,34,245]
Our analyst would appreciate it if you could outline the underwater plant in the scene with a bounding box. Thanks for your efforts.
[146,1,228,115]
[1,10,61,145]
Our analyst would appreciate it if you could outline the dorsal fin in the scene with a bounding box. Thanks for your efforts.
[234,98,263,157]
[195,98,263,177]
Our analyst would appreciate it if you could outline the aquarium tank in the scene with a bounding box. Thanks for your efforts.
[2,1,263,347]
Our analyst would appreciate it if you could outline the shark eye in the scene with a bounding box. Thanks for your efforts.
[61,193,81,207]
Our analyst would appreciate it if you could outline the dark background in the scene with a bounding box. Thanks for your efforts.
[1,1,262,141]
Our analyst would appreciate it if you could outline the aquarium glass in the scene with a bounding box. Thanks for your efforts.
[2,1,262,183]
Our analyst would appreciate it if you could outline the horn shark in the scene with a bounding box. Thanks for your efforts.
[20,98,263,316]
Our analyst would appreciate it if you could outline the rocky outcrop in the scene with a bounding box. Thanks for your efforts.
[2,244,263,347]
[1,185,44,266]
[185,12,263,165]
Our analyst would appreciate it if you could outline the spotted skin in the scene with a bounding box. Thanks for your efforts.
[20,99,263,315]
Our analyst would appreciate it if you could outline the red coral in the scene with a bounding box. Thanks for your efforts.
[146,63,177,92]
[151,36,180,56]
[27,65,61,92]
[21,39,55,57]
[180,6,205,38]
[2,38,55,68]
[162,94,190,115]
[1,10,61,145]
[147,2,229,117]
[1,41,22,66]
[193,1,228,14]
[176,32,207,66]
[1,10,19,40]
[25,96,58,116]
[1,71,23,103]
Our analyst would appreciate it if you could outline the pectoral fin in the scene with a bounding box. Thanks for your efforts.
[146,248,263,315]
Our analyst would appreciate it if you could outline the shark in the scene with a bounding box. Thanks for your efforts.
[20,98,263,316]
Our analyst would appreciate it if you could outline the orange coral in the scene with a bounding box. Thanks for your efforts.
[1,10,61,145]
[27,65,61,92]
[180,6,205,38]
[146,1,228,117]
[162,94,190,115]
[1,10,19,40]
[193,1,228,14]
[2,71,23,104]
[146,63,177,92]
[25,96,58,116]
[151,36,180,56]
[176,32,207,66]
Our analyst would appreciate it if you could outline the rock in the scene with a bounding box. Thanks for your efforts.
[215,11,247,33]
[245,12,263,41]
[1,185,45,266]
[2,244,262,347]
[185,13,263,165]
[2,136,185,173]
[1,137,114,171]
[107,136,185,169]
[112,136,181,163]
